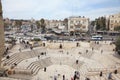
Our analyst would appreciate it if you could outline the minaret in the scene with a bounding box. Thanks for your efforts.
[0,0,5,67]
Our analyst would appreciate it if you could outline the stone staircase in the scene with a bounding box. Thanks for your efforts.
[87,73,120,80]
[27,57,53,75]
[85,66,120,80]
[2,49,46,66]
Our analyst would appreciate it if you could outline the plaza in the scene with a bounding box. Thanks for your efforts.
[1,40,120,80]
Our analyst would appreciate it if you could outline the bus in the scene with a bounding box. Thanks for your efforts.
[91,35,103,40]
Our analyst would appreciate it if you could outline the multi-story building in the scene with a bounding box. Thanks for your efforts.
[45,20,67,31]
[108,13,120,31]
[68,16,89,33]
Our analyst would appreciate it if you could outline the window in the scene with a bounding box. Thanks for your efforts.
[70,21,73,23]
[70,26,73,29]
[76,26,80,29]
[111,20,113,23]
[83,26,86,29]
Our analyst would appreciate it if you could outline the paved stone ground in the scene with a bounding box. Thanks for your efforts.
[1,41,120,80]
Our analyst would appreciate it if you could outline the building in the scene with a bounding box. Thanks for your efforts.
[0,0,5,67]
[46,20,67,31]
[108,13,120,31]
[68,16,89,33]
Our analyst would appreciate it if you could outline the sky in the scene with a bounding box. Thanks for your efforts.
[1,0,120,20]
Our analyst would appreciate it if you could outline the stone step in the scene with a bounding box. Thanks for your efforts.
[112,74,120,80]
[33,66,41,75]
[28,63,35,70]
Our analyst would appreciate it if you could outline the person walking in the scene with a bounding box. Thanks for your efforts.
[108,72,112,80]
[100,71,102,77]
[19,48,21,52]
[101,50,103,54]
[85,77,90,80]
[44,67,46,72]
[63,75,65,80]
[38,55,40,59]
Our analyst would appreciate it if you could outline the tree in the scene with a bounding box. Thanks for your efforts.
[36,21,40,29]
[91,21,95,26]
[95,17,106,30]
[115,37,120,55]
[114,26,120,31]
[40,18,46,33]
[14,20,22,30]
[63,18,68,30]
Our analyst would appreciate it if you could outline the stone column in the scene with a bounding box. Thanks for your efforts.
[0,0,5,67]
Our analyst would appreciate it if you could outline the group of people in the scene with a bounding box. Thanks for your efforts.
[70,69,118,80]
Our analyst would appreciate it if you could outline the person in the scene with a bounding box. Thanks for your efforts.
[101,50,103,54]
[54,75,57,80]
[86,50,88,53]
[71,77,73,80]
[6,55,10,59]
[92,47,94,51]
[85,77,90,80]
[76,43,79,47]
[74,71,80,80]
[30,46,33,50]
[108,72,112,79]
[63,75,65,80]
[44,67,46,72]
[114,69,117,74]
[6,47,9,53]
[67,52,69,55]
[59,44,62,49]
[73,71,77,80]
[19,48,21,52]
[100,71,102,77]
[14,63,17,66]
[76,60,78,64]
[73,74,77,80]
[38,55,40,59]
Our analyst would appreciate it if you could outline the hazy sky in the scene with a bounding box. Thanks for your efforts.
[1,0,120,20]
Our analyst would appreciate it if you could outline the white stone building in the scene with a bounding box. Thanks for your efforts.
[45,20,67,31]
[68,16,89,33]
[108,13,120,31]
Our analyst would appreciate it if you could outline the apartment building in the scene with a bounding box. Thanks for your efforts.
[108,13,120,31]
[68,16,89,33]
[45,20,67,31]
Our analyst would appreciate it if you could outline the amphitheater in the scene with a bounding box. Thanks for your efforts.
[1,41,120,80]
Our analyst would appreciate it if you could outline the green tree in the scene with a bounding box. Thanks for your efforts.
[63,18,68,29]
[36,21,40,29]
[114,26,120,31]
[115,37,120,55]
[91,21,95,26]
[95,17,106,30]
[14,20,22,30]
[40,18,46,33]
